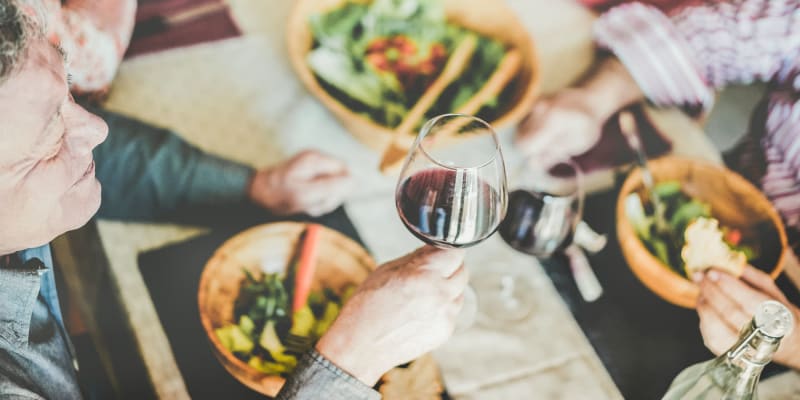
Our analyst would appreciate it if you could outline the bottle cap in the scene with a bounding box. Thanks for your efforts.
[755,300,794,339]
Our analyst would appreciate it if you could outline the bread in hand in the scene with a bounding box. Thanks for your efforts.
[681,217,746,278]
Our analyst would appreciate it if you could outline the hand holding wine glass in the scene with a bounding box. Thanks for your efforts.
[395,114,508,327]
[317,245,467,386]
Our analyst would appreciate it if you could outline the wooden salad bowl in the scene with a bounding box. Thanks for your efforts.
[198,222,375,396]
[286,0,540,153]
[616,157,788,309]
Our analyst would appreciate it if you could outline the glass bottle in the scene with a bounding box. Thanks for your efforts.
[662,300,794,400]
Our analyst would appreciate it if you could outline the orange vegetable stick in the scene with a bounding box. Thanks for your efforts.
[293,224,322,312]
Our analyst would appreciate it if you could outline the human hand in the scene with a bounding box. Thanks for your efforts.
[316,246,468,385]
[248,150,352,217]
[515,58,644,168]
[695,266,800,369]
[515,88,607,168]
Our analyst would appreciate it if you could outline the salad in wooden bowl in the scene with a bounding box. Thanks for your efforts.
[616,157,787,308]
[198,222,445,397]
[287,0,539,159]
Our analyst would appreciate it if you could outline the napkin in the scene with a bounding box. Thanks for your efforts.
[125,0,242,58]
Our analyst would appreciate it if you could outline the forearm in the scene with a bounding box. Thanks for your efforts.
[316,324,386,387]
[576,57,644,120]
[89,107,255,221]
[594,2,715,112]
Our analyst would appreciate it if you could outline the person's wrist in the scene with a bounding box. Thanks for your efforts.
[783,311,800,370]
[578,88,619,123]
[578,58,644,121]
[247,168,277,209]
[316,323,386,386]
[778,342,800,370]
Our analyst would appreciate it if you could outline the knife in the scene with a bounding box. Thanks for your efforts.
[132,2,228,40]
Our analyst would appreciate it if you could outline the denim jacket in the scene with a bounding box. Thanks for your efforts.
[0,246,80,399]
[277,349,380,400]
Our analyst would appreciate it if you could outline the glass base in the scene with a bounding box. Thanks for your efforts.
[472,268,536,324]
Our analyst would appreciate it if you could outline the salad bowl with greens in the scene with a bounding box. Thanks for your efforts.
[615,157,787,309]
[287,0,539,152]
[198,223,375,396]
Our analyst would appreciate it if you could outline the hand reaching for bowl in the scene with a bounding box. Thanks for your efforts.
[515,88,607,167]
[315,245,468,386]
[694,266,800,370]
[248,150,353,217]
[515,58,643,167]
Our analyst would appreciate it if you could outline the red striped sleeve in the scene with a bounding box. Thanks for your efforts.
[594,3,714,111]
[596,0,800,234]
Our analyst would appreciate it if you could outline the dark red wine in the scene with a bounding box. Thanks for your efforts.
[498,189,576,257]
[397,168,502,248]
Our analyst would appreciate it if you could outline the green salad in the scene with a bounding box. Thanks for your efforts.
[215,270,356,376]
[307,0,510,128]
[625,181,757,277]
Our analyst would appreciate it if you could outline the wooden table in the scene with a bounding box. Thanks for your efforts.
[52,0,799,398]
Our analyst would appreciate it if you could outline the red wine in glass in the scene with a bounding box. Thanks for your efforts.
[397,168,502,249]
[498,189,577,257]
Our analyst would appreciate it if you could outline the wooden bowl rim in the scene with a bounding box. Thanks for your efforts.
[285,0,540,148]
[616,156,788,308]
[197,222,376,395]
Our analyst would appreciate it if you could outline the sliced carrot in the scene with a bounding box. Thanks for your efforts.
[725,228,742,246]
[292,224,322,313]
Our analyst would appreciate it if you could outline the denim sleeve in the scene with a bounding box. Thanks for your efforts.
[88,107,255,221]
[276,349,380,400]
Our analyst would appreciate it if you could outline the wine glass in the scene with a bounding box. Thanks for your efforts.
[486,158,585,320]
[498,159,584,257]
[395,114,508,327]
[396,114,508,247]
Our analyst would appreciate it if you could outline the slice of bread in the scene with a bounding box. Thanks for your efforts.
[682,217,746,277]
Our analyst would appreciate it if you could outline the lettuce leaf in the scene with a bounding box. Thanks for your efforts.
[307,47,385,108]
[308,0,507,127]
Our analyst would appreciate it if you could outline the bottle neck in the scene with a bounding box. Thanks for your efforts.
[713,322,782,397]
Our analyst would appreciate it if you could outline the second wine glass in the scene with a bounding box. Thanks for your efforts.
[485,158,585,321]
[498,159,584,258]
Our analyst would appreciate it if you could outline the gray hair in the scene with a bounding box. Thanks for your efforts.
[0,0,39,83]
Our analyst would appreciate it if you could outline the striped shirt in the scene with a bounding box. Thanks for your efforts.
[595,0,800,234]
